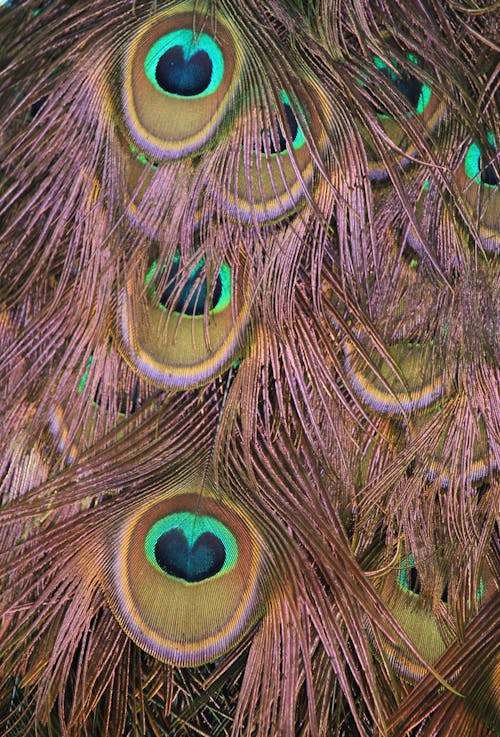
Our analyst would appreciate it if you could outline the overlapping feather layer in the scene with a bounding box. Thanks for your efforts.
[0,1,498,736]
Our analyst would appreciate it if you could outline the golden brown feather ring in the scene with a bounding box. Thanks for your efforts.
[119,5,242,161]
[455,132,499,253]
[112,253,252,390]
[343,339,444,416]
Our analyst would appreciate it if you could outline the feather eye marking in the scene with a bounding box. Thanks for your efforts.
[113,253,251,390]
[362,53,444,180]
[374,555,497,682]
[457,132,499,251]
[372,54,432,118]
[120,7,241,160]
[217,86,326,222]
[98,489,267,667]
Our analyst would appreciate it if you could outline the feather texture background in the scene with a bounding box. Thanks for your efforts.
[0,0,498,735]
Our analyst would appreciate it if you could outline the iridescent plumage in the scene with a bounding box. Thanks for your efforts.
[0,1,498,736]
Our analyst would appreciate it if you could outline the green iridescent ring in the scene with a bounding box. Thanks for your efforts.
[144,30,225,98]
[145,512,238,583]
[464,132,497,185]
[395,555,419,595]
[372,54,432,117]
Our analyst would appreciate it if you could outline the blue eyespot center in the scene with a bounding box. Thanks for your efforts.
[154,528,226,582]
[145,30,225,99]
[156,45,212,96]
[145,512,238,584]
[146,257,231,316]
[160,259,221,316]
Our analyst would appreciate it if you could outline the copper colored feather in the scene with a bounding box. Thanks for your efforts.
[0,1,498,736]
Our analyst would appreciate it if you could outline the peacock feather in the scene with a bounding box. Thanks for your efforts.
[0,0,498,735]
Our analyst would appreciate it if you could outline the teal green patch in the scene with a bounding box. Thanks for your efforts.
[373,55,398,82]
[415,84,431,115]
[464,132,496,186]
[477,577,485,601]
[128,142,157,168]
[279,90,305,152]
[372,53,431,117]
[465,141,482,183]
[212,262,231,313]
[145,259,162,287]
[396,555,417,594]
[77,355,94,394]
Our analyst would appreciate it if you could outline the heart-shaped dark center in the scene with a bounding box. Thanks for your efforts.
[155,46,213,96]
[154,528,226,582]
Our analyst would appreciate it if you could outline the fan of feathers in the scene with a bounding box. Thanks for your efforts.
[0,0,498,735]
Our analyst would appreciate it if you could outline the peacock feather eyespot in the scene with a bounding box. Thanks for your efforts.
[372,557,449,682]
[144,512,237,583]
[343,339,445,415]
[119,6,241,161]
[98,489,267,667]
[363,53,443,180]
[217,85,324,223]
[372,54,432,118]
[456,132,499,252]
[374,553,497,683]
[112,252,251,390]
